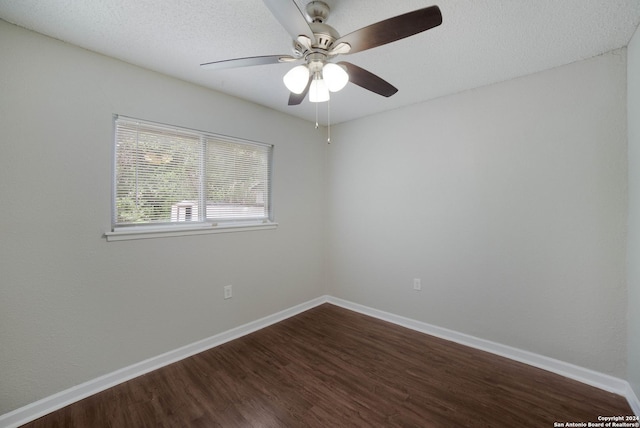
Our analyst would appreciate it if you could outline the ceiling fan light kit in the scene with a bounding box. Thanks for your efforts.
[283,64,310,94]
[309,75,330,103]
[201,0,443,106]
[284,58,349,100]
[322,63,349,92]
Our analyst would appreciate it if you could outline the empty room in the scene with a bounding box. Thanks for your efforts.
[1,0,640,426]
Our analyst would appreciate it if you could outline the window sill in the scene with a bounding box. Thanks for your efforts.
[104,221,278,241]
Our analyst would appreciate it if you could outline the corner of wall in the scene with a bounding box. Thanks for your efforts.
[627,21,640,406]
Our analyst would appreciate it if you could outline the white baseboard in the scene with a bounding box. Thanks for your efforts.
[626,383,640,417]
[326,296,638,415]
[2,295,637,427]
[0,296,327,428]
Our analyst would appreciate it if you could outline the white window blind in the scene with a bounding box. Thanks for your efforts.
[113,116,272,229]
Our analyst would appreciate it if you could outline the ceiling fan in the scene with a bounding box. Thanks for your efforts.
[201,1,442,106]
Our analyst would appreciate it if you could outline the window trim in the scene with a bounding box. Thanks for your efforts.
[107,115,276,241]
[104,220,278,241]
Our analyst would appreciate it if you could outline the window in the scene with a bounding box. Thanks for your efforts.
[107,116,275,240]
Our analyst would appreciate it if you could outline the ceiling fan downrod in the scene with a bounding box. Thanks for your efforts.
[305,1,330,23]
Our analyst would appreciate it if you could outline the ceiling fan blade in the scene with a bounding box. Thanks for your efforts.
[288,76,313,105]
[263,0,316,45]
[338,62,398,97]
[201,55,299,70]
[333,6,442,55]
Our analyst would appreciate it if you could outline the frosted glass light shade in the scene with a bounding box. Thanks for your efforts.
[283,65,310,94]
[323,63,349,92]
[309,77,330,103]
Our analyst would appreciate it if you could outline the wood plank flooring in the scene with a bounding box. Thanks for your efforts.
[22,304,633,427]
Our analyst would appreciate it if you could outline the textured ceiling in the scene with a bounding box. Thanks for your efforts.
[1,0,639,125]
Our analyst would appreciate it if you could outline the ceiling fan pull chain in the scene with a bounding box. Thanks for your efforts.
[315,101,319,129]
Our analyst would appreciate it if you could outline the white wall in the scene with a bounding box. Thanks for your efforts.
[628,24,640,399]
[328,50,628,377]
[0,20,326,415]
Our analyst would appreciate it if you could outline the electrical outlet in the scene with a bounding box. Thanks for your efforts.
[413,278,422,291]
[224,285,233,300]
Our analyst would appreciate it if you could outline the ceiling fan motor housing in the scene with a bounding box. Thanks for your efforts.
[310,22,339,51]
[292,2,339,57]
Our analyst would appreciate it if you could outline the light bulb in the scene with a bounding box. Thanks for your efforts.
[309,76,330,103]
[323,63,349,92]
[283,65,310,94]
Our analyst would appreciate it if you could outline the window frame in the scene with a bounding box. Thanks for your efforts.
[105,115,277,241]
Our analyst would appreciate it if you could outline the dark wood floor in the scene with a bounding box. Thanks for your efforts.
[22,303,632,427]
